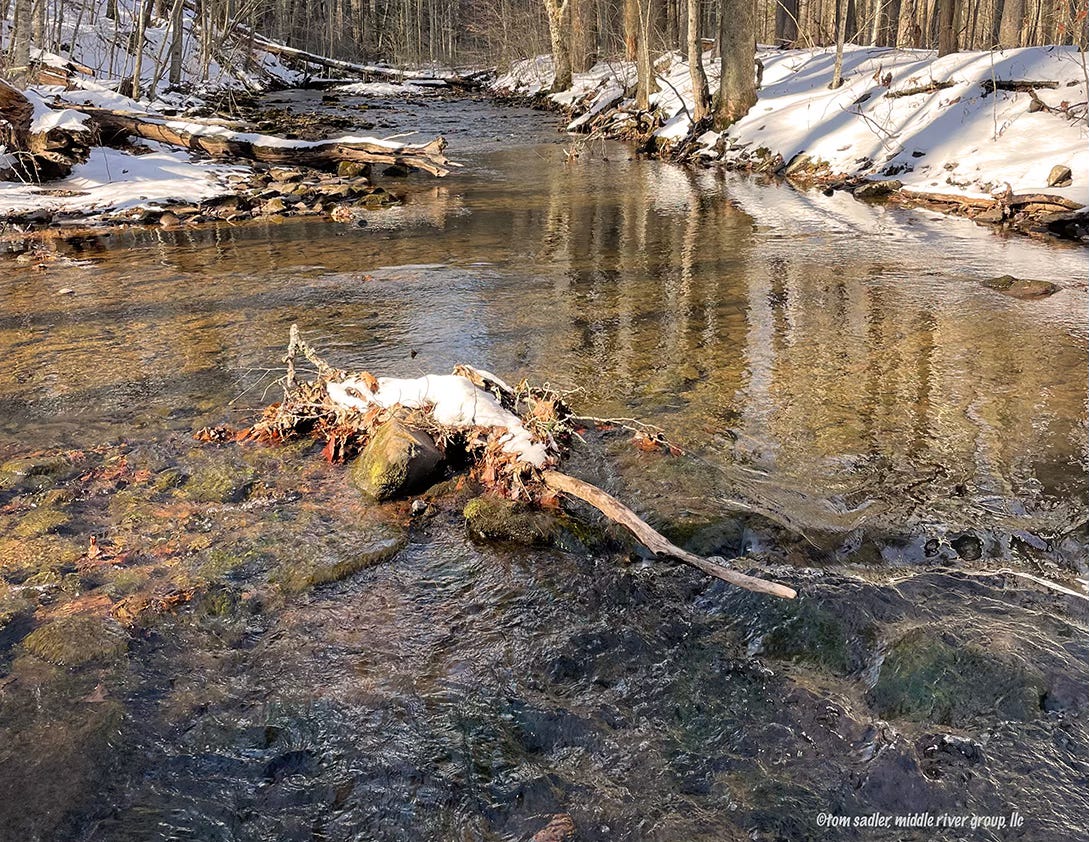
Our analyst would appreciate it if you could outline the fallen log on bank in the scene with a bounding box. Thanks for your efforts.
[212,326,796,599]
[0,79,93,181]
[74,107,454,176]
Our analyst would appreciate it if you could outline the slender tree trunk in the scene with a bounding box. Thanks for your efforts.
[624,0,639,59]
[635,0,657,109]
[831,0,848,87]
[131,0,148,99]
[713,0,756,129]
[688,0,711,119]
[11,0,31,72]
[168,0,184,84]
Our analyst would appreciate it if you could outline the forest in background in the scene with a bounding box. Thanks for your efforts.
[3,0,1086,82]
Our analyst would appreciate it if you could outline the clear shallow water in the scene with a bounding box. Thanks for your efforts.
[0,94,1087,841]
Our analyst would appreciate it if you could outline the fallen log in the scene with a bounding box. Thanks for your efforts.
[980,79,1060,96]
[75,107,453,176]
[541,471,797,598]
[0,79,93,181]
[885,80,954,98]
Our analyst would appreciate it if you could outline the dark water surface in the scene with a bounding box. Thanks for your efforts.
[0,92,1087,841]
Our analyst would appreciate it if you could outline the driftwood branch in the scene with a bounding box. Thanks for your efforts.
[74,107,453,176]
[885,80,954,98]
[542,470,797,598]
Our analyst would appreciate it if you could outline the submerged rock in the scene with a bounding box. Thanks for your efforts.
[350,420,444,501]
[981,274,1059,299]
[275,522,407,592]
[23,616,128,667]
[870,628,1043,724]
[0,454,74,494]
[463,495,557,545]
[181,460,256,503]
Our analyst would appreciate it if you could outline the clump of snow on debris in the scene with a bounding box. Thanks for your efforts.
[327,374,552,467]
[25,89,90,133]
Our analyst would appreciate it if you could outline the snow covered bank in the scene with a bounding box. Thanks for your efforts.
[495,45,1089,234]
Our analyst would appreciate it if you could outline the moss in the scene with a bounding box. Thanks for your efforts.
[275,527,407,593]
[0,454,73,493]
[0,535,83,579]
[181,461,257,503]
[11,506,70,539]
[197,547,258,581]
[23,616,129,667]
[870,628,1043,724]
[762,600,853,674]
[463,496,557,546]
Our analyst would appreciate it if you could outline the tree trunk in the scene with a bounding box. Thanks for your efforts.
[168,0,184,84]
[831,0,848,87]
[713,0,757,129]
[936,0,957,53]
[635,0,657,110]
[687,0,712,120]
[11,0,31,74]
[896,0,918,45]
[997,0,1024,46]
[624,0,639,59]
[775,0,800,44]
[544,0,573,91]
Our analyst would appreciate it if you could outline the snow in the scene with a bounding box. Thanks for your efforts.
[15,0,304,94]
[25,89,90,134]
[333,81,429,97]
[0,146,233,216]
[496,44,1089,211]
[326,375,552,467]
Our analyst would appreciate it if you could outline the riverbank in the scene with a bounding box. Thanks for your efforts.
[494,44,1089,243]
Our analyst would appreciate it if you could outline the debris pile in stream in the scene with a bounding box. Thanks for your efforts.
[200,327,798,598]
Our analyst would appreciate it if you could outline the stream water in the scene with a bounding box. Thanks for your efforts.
[0,90,1086,841]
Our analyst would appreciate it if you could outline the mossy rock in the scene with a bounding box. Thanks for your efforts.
[761,600,855,674]
[981,275,1059,299]
[463,496,558,546]
[181,461,257,503]
[11,506,70,539]
[23,616,129,667]
[276,525,407,593]
[0,454,74,493]
[350,420,444,501]
[0,535,83,579]
[871,628,1043,724]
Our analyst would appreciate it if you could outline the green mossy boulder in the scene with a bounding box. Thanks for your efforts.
[23,616,129,667]
[350,420,444,501]
[871,628,1043,724]
[463,495,558,546]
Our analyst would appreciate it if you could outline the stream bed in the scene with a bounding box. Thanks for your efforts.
[0,91,1086,841]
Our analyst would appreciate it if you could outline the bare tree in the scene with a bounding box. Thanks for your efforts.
[543,0,573,89]
[713,0,757,128]
[687,0,711,119]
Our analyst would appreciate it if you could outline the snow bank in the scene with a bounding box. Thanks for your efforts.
[326,375,552,466]
[25,89,90,134]
[497,45,1089,211]
[0,146,233,216]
